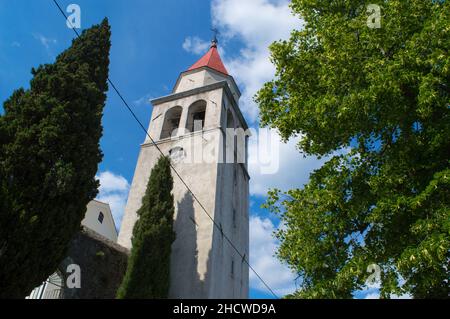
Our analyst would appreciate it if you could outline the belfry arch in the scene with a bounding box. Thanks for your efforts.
[161,106,183,139]
[186,100,207,132]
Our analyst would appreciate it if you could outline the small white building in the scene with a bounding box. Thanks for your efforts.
[82,200,118,242]
[27,200,117,299]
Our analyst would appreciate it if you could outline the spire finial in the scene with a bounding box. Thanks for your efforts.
[211,28,219,47]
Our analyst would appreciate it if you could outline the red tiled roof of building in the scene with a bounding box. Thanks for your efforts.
[188,42,229,75]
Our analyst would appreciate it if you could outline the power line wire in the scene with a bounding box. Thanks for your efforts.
[51,0,279,299]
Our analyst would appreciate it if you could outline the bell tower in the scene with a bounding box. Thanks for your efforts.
[118,39,250,299]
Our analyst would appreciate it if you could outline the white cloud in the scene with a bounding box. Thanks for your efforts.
[182,36,210,55]
[212,0,303,122]
[97,171,129,193]
[364,292,380,299]
[250,215,297,297]
[248,131,328,196]
[133,93,155,106]
[96,171,130,230]
[33,33,57,49]
[11,41,21,48]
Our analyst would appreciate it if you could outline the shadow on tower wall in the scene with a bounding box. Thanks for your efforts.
[170,191,212,298]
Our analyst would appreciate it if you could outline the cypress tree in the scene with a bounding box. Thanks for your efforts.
[0,19,111,298]
[117,156,176,299]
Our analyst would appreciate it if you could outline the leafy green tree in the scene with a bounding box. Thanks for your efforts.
[117,156,176,299]
[256,0,449,298]
[0,19,111,298]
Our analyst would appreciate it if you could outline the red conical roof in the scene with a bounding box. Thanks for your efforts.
[188,43,229,75]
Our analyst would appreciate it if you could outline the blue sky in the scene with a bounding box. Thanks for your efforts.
[0,0,387,299]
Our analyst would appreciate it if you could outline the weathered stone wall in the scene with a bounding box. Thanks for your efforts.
[59,227,129,299]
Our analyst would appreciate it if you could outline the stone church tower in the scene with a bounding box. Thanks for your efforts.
[118,38,250,299]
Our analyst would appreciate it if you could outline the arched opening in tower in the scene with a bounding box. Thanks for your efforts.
[161,106,183,139]
[187,100,207,132]
[225,109,236,164]
[227,109,234,129]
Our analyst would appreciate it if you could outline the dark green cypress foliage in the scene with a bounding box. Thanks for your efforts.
[0,19,111,298]
[117,156,176,299]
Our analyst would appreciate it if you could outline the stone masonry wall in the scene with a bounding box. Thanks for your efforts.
[59,227,129,299]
